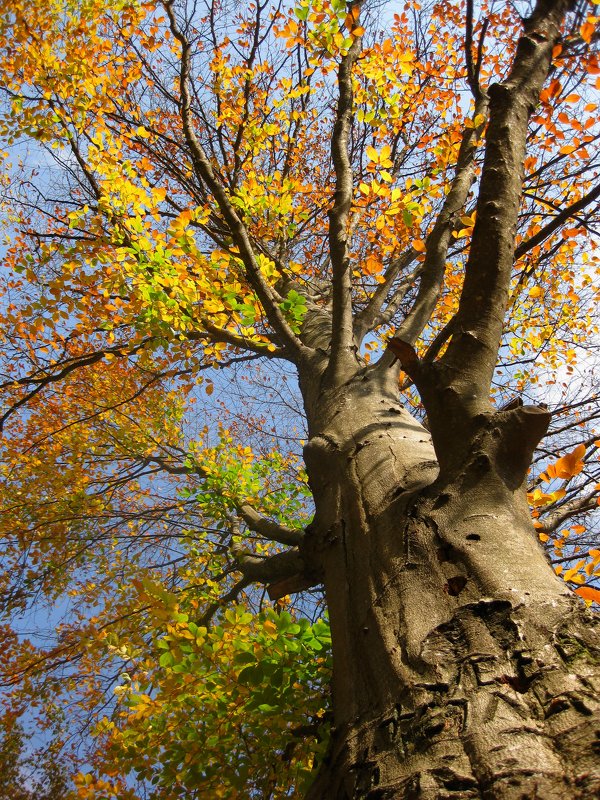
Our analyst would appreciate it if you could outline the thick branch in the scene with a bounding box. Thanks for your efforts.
[394,94,488,346]
[135,454,305,549]
[237,503,303,546]
[325,19,363,387]
[230,543,305,584]
[439,0,575,402]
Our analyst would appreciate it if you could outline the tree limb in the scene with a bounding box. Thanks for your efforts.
[230,542,305,584]
[353,248,419,343]
[325,13,363,387]
[537,491,599,534]
[514,183,600,262]
[392,94,488,347]
[237,503,303,547]
[439,0,576,402]
[163,0,312,363]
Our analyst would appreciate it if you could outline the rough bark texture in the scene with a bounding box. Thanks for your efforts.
[299,367,600,799]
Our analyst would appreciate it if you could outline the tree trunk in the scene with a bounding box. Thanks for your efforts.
[301,367,600,799]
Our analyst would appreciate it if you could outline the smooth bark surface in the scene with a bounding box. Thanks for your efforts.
[298,365,600,799]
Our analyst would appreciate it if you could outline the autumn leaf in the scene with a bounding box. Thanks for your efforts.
[574,586,600,605]
[540,444,586,481]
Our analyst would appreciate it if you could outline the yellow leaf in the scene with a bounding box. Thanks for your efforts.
[366,145,379,164]
[263,619,277,634]
[528,286,543,298]
[564,559,586,582]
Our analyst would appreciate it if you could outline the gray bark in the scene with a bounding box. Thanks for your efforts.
[297,364,600,799]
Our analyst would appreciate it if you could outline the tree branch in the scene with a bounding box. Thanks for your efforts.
[197,576,251,627]
[189,318,285,359]
[537,491,599,534]
[230,542,305,585]
[0,338,153,433]
[163,0,311,363]
[439,0,576,403]
[325,13,363,387]
[514,183,600,262]
[353,248,419,343]
[237,503,303,546]
[393,94,488,347]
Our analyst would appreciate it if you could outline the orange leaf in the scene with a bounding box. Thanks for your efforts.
[544,444,586,481]
[363,255,381,275]
[574,586,600,604]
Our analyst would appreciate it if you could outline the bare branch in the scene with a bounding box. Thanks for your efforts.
[537,491,599,534]
[464,0,478,98]
[465,2,489,100]
[353,248,419,343]
[237,503,303,547]
[514,183,600,262]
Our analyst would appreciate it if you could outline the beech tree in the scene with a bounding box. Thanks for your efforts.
[1,0,600,797]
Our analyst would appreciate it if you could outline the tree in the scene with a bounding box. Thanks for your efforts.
[0,719,70,800]
[1,0,600,796]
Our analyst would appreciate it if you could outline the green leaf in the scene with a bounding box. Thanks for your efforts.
[159,651,174,667]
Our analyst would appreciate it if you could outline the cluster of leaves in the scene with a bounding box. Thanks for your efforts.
[93,604,330,798]
[529,437,600,600]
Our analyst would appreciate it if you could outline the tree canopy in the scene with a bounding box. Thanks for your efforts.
[0,0,599,797]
